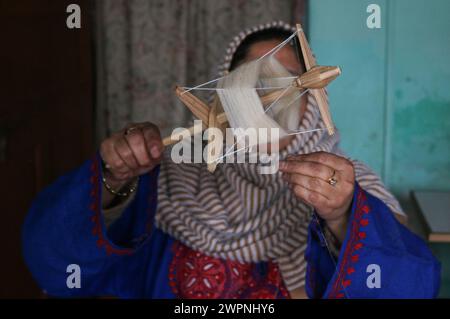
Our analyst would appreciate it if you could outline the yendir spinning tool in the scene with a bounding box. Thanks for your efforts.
[163,23,341,172]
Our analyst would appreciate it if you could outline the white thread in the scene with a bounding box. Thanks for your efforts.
[214,127,328,164]
[263,85,292,114]
[181,29,299,95]
[180,86,290,91]
[257,30,299,61]
[180,29,311,164]
[217,57,306,162]
[181,76,226,94]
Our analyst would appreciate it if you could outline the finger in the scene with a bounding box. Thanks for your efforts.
[287,152,349,171]
[283,173,334,200]
[100,138,129,174]
[279,160,335,182]
[290,184,329,210]
[114,136,139,170]
[124,128,152,167]
[142,124,164,159]
[124,122,154,131]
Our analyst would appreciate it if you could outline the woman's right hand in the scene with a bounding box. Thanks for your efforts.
[100,122,164,189]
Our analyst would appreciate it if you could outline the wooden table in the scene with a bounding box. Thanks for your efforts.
[411,191,450,243]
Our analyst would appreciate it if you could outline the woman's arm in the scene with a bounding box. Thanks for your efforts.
[96,122,165,228]
[22,122,164,298]
[304,183,440,298]
[100,122,164,209]
[279,152,440,298]
[279,151,355,243]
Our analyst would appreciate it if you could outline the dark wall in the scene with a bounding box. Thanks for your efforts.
[0,0,94,297]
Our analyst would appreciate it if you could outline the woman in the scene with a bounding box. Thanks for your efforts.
[22,21,440,299]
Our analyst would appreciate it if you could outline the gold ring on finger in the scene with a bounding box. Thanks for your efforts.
[124,126,139,136]
[327,170,338,187]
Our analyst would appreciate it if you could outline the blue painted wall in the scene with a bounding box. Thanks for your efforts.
[309,0,450,297]
[309,0,450,198]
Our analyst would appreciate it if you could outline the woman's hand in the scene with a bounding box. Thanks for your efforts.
[279,152,355,242]
[100,122,164,196]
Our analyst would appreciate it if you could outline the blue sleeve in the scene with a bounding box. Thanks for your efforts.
[305,182,441,299]
[21,154,163,298]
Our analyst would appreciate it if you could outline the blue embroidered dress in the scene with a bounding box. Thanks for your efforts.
[22,155,441,298]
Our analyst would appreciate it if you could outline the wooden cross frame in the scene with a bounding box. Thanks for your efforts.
[162,23,341,172]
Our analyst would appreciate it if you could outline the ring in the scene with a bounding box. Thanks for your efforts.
[124,126,139,136]
[327,170,337,186]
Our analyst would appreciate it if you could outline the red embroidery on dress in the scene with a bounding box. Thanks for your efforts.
[169,242,289,299]
[89,157,133,256]
[327,186,371,299]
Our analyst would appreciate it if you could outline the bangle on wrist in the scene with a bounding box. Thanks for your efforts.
[102,175,139,197]
[100,159,139,197]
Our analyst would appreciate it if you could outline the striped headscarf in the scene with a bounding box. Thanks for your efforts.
[155,21,403,292]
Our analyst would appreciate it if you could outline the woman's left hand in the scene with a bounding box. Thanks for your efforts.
[279,151,355,242]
